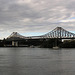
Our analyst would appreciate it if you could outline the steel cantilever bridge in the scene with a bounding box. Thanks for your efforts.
[6,27,75,47]
[7,27,75,39]
[39,27,75,39]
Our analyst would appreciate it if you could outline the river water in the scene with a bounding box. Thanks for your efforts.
[0,48,75,75]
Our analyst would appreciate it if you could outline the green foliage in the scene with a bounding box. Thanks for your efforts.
[40,39,62,48]
[60,40,75,48]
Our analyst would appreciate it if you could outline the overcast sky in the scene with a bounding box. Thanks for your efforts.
[0,0,75,39]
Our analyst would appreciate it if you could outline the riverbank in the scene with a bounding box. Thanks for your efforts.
[0,39,75,48]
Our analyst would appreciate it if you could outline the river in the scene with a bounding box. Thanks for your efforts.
[0,48,75,75]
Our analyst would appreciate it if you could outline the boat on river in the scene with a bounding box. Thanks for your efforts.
[53,46,59,49]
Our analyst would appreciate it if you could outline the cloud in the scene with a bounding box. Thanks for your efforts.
[20,18,31,22]
[0,0,75,38]
[17,0,32,4]
[60,18,75,22]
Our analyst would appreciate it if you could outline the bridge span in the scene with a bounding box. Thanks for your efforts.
[5,27,75,47]
[7,27,75,39]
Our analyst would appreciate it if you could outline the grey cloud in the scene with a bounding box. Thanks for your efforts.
[0,0,75,38]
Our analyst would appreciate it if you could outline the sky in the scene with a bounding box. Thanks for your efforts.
[0,0,75,39]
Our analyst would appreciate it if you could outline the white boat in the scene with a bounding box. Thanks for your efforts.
[30,45,35,48]
[53,46,59,49]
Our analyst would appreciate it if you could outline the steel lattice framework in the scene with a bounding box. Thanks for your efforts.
[7,27,75,39]
[38,27,75,39]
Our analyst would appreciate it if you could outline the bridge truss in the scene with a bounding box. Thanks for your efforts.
[38,27,75,39]
[7,27,75,39]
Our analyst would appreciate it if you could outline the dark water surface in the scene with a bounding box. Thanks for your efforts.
[0,48,75,75]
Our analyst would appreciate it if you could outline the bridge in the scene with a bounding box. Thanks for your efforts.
[40,27,75,39]
[7,27,75,39]
[5,27,75,47]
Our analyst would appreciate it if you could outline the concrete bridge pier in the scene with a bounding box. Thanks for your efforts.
[53,38,62,47]
[12,41,18,47]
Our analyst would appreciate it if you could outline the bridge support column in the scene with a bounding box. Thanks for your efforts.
[12,41,18,47]
[53,38,62,47]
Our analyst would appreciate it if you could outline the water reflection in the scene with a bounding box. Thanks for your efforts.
[0,48,75,75]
